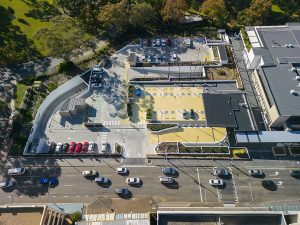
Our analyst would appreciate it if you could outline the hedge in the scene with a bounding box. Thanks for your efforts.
[147,124,177,131]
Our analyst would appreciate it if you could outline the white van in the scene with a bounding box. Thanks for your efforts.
[8,168,26,176]
[159,176,173,184]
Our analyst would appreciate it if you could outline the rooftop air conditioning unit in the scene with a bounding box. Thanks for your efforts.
[296,76,300,81]
[290,90,297,95]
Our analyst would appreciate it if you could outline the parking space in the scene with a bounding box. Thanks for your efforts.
[136,37,216,64]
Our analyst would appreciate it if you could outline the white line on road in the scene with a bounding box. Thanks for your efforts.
[196,168,203,202]
[64,195,68,198]
[41,195,45,198]
[63,184,74,187]
[18,196,23,198]
[52,196,56,198]
[85,195,89,197]
[249,182,254,201]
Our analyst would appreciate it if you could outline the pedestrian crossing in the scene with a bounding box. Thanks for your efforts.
[102,121,120,126]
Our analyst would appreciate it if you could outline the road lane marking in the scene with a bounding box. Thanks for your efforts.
[196,168,203,202]
[63,185,74,187]
[52,196,56,198]
[19,196,23,198]
[64,195,68,197]
[249,183,254,201]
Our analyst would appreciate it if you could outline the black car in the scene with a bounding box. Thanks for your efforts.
[261,180,277,191]
[115,188,129,196]
[162,167,176,176]
[290,170,300,177]
[190,109,195,119]
[48,142,56,153]
[62,143,69,153]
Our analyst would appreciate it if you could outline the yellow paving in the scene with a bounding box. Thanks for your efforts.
[148,127,227,144]
[132,86,206,123]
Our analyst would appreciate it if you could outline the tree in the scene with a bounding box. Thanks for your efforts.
[161,0,187,23]
[97,0,129,32]
[129,2,155,27]
[34,16,97,61]
[70,211,81,222]
[237,0,272,26]
[200,0,230,27]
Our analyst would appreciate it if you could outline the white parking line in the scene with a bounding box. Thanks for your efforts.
[249,182,254,201]
[52,196,56,198]
[63,184,74,187]
[64,195,68,198]
[228,167,239,203]
[196,168,203,202]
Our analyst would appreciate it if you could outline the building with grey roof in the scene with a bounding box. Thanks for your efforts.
[242,23,300,130]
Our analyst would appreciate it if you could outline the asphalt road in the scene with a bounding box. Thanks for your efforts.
[0,159,300,211]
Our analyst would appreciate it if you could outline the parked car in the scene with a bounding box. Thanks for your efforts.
[88,142,95,152]
[82,170,97,177]
[213,167,229,177]
[135,88,142,97]
[156,39,160,46]
[162,167,176,176]
[190,109,195,119]
[209,179,224,186]
[185,38,192,47]
[75,142,82,153]
[290,170,300,177]
[95,177,109,184]
[62,143,69,153]
[68,142,76,153]
[55,143,63,153]
[8,167,26,176]
[0,180,14,189]
[82,142,89,153]
[147,55,151,62]
[182,109,188,119]
[91,83,101,88]
[249,169,264,177]
[152,39,156,46]
[101,141,108,153]
[126,177,141,185]
[115,188,129,195]
[141,55,146,62]
[116,167,128,174]
[49,142,56,153]
[172,53,177,60]
[159,176,173,184]
[161,39,166,46]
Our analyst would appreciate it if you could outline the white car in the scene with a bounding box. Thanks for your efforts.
[0,180,14,189]
[172,53,177,60]
[126,177,141,184]
[8,167,26,176]
[147,55,151,62]
[116,167,128,174]
[209,179,224,186]
[161,39,166,46]
[55,143,63,153]
[101,141,108,153]
[82,170,97,177]
[159,176,173,184]
[88,142,95,152]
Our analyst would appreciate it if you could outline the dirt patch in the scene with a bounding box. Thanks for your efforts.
[206,66,238,81]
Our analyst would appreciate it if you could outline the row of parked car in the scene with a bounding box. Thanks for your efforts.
[90,66,104,88]
[143,38,172,48]
[49,141,97,154]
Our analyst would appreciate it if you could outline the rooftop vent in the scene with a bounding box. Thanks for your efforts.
[290,90,298,95]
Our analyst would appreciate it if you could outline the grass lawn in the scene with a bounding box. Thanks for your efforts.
[271,4,285,14]
[15,82,27,109]
[0,0,55,56]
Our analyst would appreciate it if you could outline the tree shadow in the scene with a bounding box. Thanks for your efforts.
[25,1,61,21]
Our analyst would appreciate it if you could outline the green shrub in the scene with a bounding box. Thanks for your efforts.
[147,124,177,131]
[146,108,152,120]
[202,147,229,154]
[47,82,59,92]
[128,85,134,98]
[241,28,252,52]
[70,211,81,222]
[58,61,75,73]
[127,103,132,117]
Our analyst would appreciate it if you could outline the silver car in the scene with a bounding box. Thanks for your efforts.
[159,176,173,184]
[8,167,26,176]
[126,177,141,184]
[0,180,14,189]
[82,170,97,177]
[213,167,229,176]
[209,179,224,186]
[94,177,109,184]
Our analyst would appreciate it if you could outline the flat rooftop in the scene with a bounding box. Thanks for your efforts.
[0,207,44,225]
[158,213,284,225]
[248,23,300,116]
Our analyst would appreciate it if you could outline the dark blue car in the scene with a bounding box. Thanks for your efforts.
[135,88,142,97]
[39,177,58,186]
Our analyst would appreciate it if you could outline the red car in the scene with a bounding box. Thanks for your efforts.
[68,142,76,154]
[75,142,82,153]
[81,142,89,153]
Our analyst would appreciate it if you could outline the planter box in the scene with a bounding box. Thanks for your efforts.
[272,146,286,156]
[288,146,300,156]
